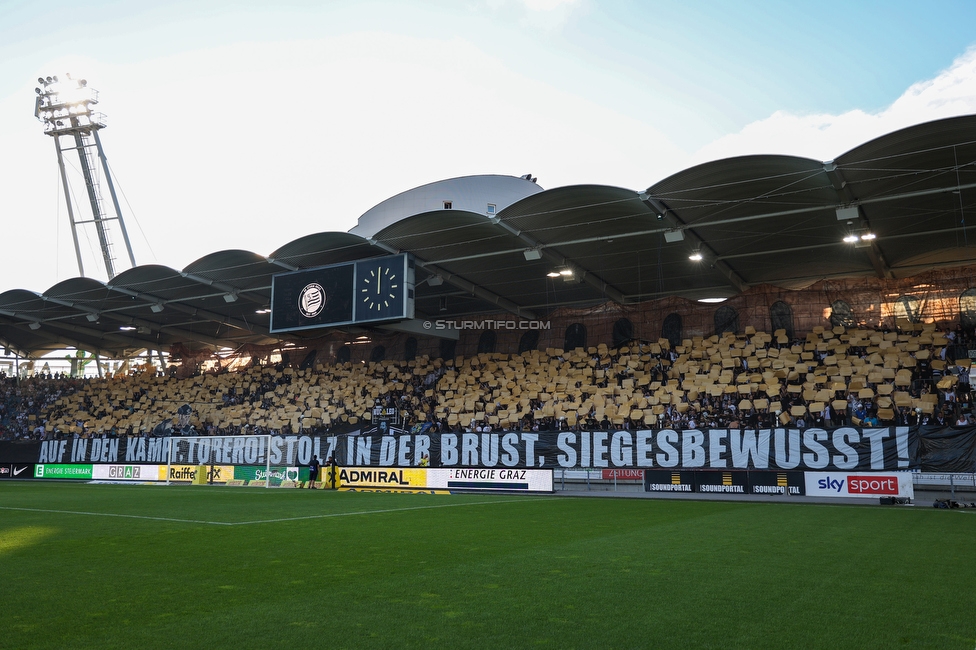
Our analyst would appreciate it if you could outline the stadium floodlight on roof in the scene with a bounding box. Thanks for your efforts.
[33,73,136,281]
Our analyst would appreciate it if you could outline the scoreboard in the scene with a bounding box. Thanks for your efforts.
[270,254,415,333]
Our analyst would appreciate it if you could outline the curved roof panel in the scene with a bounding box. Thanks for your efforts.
[350,174,544,239]
[3,118,976,355]
[269,232,376,269]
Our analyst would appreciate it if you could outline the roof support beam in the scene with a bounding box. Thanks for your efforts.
[104,284,269,336]
[488,216,628,304]
[639,193,749,293]
[365,238,537,320]
[35,296,229,350]
[179,272,265,306]
[823,162,893,279]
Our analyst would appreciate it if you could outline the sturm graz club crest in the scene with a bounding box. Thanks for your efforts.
[299,283,326,318]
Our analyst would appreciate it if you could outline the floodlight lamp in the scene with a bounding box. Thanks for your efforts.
[664,229,685,243]
[29,322,41,330]
[546,271,561,278]
[428,275,444,286]
[697,298,727,304]
[860,232,876,241]
[689,252,703,261]
[843,234,859,243]
[119,325,136,331]
[86,313,99,322]
[223,292,239,303]
[150,303,164,313]
[523,248,542,261]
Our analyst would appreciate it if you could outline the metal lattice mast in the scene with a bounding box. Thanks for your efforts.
[34,74,136,280]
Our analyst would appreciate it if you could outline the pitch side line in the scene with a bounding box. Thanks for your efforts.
[0,498,540,527]
[227,498,535,526]
[0,506,234,526]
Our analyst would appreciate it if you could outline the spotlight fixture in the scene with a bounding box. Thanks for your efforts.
[428,275,444,286]
[689,252,703,261]
[697,298,727,304]
[843,234,859,243]
[523,248,542,261]
[223,292,239,303]
[29,322,41,330]
[546,271,561,278]
[439,297,448,312]
[119,325,136,331]
[86,313,99,322]
[255,308,272,315]
[559,269,573,276]
[664,229,685,243]
[150,303,164,313]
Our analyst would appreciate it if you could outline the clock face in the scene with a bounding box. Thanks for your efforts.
[355,258,406,321]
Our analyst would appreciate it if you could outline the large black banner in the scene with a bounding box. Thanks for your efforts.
[4,426,974,472]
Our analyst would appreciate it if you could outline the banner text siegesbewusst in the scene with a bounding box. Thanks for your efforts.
[2,426,954,471]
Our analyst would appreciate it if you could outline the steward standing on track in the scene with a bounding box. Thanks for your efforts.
[307,455,320,489]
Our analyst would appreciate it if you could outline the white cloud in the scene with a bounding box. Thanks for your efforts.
[0,32,683,293]
[518,0,581,11]
[691,47,976,165]
[484,0,583,29]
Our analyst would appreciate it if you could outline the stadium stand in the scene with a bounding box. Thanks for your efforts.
[1,320,969,441]
[2,115,976,445]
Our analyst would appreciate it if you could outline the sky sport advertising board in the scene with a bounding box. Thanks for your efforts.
[804,472,914,499]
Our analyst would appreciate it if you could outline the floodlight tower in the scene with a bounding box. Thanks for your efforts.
[34,74,136,280]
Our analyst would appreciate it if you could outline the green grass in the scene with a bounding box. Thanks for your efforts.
[0,483,974,649]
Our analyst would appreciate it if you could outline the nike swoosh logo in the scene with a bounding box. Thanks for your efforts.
[13,466,26,476]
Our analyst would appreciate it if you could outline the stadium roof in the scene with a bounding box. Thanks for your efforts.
[2,115,976,357]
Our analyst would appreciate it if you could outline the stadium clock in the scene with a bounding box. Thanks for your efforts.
[355,256,407,322]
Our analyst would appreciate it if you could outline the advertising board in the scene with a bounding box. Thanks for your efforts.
[92,465,160,481]
[804,472,914,499]
[335,467,553,492]
[33,464,93,479]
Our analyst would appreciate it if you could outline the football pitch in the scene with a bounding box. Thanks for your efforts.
[1,483,974,649]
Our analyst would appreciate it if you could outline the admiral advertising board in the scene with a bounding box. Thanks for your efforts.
[336,467,553,493]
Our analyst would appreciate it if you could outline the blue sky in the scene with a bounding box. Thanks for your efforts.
[1,0,975,293]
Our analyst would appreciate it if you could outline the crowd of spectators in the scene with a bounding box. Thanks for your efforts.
[0,322,974,441]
